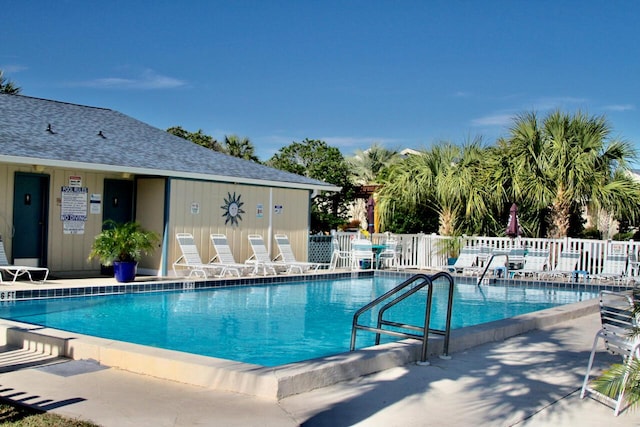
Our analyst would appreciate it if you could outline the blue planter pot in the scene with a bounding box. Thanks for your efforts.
[113,261,137,282]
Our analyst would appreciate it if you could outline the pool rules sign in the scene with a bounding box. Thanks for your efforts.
[61,186,88,234]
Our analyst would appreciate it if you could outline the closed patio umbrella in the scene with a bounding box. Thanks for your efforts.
[506,203,521,238]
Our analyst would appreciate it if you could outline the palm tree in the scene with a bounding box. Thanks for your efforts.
[346,143,401,231]
[377,139,491,236]
[347,143,400,185]
[0,70,21,94]
[223,135,260,162]
[504,111,640,238]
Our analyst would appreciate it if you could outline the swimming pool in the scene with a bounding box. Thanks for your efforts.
[0,276,598,366]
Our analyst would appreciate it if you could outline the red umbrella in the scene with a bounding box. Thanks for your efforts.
[506,203,520,237]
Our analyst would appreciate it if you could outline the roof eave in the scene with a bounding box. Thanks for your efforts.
[1,155,341,192]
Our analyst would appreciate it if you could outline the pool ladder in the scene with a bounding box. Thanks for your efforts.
[349,272,455,364]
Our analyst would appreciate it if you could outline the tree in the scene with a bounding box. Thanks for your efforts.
[0,70,21,94]
[268,139,356,232]
[347,143,401,186]
[377,139,491,236]
[222,135,260,162]
[166,126,222,151]
[346,144,401,232]
[502,111,640,238]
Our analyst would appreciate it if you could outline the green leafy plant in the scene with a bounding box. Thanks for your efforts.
[437,235,464,259]
[88,220,159,266]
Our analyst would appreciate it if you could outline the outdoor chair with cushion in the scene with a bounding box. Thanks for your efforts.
[0,236,49,283]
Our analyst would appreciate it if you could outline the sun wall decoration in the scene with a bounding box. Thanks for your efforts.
[221,191,245,226]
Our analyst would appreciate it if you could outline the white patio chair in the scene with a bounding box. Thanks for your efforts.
[581,290,640,416]
[210,234,255,277]
[0,236,49,283]
[273,234,327,273]
[173,233,224,278]
[351,239,376,270]
[377,238,401,270]
[330,238,351,270]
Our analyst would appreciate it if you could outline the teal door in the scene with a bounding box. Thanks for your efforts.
[101,179,134,275]
[103,179,134,225]
[12,173,49,266]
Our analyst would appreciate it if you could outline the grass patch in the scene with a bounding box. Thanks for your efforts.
[0,402,98,427]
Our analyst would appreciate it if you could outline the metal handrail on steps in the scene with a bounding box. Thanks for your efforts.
[349,272,455,364]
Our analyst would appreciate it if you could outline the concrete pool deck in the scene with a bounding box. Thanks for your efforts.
[0,275,637,425]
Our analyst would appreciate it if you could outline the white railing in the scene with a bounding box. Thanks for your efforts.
[330,232,640,275]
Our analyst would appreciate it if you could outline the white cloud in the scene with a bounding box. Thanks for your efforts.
[452,91,471,98]
[603,104,635,112]
[471,114,514,127]
[73,69,186,89]
[0,64,28,73]
[531,96,588,111]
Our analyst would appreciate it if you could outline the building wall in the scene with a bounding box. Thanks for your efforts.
[0,163,131,273]
[0,163,312,276]
[168,179,311,274]
[135,177,167,274]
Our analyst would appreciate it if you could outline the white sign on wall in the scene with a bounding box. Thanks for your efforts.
[61,186,88,234]
[90,193,101,214]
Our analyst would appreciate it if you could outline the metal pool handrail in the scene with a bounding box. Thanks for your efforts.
[350,272,455,364]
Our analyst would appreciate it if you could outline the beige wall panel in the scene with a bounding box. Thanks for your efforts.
[135,178,166,272]
[47,169,130,273]
[270,187,311,260]
[168,179,310,272]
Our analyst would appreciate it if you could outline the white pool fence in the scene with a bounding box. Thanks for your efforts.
[308,232,640,276]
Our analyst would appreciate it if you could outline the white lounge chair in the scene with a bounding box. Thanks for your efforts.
[581,291,640,416]
[590,253,628,284]
[210,234,254,277]
[246,234,288,275]
[0,236,49,283]
[538,250,581,281]
[173,233,223,278]
[512,250,550,278]
[351,239,376,270]
[273,234,327,273]
[463,252,508,278]
[431,246,479,273]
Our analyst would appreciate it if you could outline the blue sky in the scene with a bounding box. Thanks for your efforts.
[2,1,639,161]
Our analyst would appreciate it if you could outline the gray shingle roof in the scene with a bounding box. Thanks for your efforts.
[0,94,337,191]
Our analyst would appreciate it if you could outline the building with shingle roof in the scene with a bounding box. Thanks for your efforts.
[0,93,338,278]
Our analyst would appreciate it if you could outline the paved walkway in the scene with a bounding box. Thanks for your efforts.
[0,312,637,426]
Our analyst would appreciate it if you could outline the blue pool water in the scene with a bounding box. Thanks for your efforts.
[0,277,597,366]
